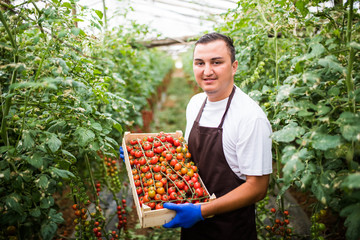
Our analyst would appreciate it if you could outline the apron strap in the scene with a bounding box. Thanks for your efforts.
[195,86,237,126]
[218,86,236,128]
[194,97,207,123]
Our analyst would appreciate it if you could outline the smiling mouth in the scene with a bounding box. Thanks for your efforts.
[203,78,216,81]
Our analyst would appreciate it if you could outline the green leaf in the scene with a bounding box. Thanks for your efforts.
[318,56,346,75]
[337,112,360,141]
[302,71,320,85]
[30,207,41,217]
[41,221,58,240]
[309,43,325,57]
[316,104,331,116]
[298,109,313,117]
[47,133,61,153]
[61,2,72,8]
[61,149,76,160]
[49,167,75,179]
[281,146,309,183]
[74,127,95,147]
[113,122,123,134]
[71,27,81,36]
[340,203,360,240]
[6,194,23,213]
[311,179,328,205]
[312,133,342,151]
[72,18,84,22]
[49,208,64,224]
[295,0,309,16]
[58,30,67,38]
[91,122,102,131]
[40,196,54,209]
[341,173,360,190]
[22,130,35,150]
[328,87,340,96]
[272,121,305,142]
[26,152,44,169]
[95,9,103,19]
[37,175,49,190]
[48,120,66,133]
[349,41,360,51]
[105,136,119,147]
[276,84,293,102]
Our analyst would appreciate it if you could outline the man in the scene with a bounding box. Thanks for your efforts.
[162,33,273,240]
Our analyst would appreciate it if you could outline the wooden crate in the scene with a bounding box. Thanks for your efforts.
[122,131,215,228]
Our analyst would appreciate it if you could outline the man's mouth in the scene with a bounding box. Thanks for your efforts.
[203,78,216,81]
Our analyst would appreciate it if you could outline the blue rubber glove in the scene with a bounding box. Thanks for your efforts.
[163,203,204,228]
[119,146,125,162]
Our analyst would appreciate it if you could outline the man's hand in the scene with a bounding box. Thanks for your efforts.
[163,203,204,228]
[119,146,124,162]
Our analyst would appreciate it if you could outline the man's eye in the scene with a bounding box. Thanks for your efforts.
[195,62,204,66]
[214,61,221,65]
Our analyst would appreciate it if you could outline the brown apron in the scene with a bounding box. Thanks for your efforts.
[181,86,257,240]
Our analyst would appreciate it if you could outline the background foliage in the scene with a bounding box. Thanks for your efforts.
[0,0,172,239]
[210,0,359,239]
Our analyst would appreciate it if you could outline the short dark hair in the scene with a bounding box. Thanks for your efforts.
[195,32,236,63]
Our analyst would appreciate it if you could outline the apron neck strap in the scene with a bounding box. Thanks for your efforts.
[218,86,236,128]
[195,86,236,127]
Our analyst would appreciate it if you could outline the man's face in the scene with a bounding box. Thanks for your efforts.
[193,40,238,102]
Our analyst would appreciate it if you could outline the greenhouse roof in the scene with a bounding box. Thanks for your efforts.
[78,0,238,38]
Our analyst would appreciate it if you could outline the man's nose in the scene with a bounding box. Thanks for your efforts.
[203,63,213,76]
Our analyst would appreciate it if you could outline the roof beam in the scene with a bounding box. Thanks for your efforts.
[140,35,198,48]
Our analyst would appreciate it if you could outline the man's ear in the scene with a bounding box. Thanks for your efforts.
[232,60,238,76]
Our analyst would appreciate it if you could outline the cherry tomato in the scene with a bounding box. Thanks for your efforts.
[145,150,154,157]
[174,163,182,171]
[135,150,142,158]
[154,173,162,180]
[173,139,181,147]
[194,182,201,189]
[136,187,143,195]
[170,192,177,200]
[142,170,150,178]
[156,187,165,195]
[168,186,176,194]
[134,180,141,187]
[156,203,164,209]
[148,189,156,198]
[154,194,162,201]
[147,202,155,209]
[130,139,138,145]
[161,194,169,201]
[150,156,158,164]
[195,188,203,197]
[180,167,188,175]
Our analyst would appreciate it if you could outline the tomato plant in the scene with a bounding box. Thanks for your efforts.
[0,1,173,239]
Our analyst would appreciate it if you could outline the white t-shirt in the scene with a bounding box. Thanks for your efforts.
[185,86,273,180]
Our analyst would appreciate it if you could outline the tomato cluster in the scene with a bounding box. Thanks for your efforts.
[97,151,122,192]
[71,191,128,239]
[126,132,209,210]
[265,208,292,239]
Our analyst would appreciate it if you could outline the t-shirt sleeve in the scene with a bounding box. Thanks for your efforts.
[236,117,273,176]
